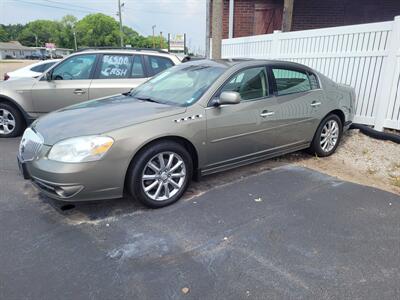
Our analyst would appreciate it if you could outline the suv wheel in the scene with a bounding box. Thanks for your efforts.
[0,103,25,138]
[309,114,342,157]
[127,141,193,208]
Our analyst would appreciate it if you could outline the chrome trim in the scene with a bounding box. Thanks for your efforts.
[174,114,203,123]
[310,101,321,107]
[19,128,44,162]
[260,111,275,117]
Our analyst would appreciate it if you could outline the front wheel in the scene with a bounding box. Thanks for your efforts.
[0,103,25,138]
[309,114,342,157]
[127,141,193,208]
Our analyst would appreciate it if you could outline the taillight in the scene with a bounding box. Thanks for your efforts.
[3,73,9,81]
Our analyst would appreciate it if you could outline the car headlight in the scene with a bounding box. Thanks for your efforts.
[48,136,114,163]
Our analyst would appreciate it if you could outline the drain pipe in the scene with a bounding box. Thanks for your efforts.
[350,123,400,144]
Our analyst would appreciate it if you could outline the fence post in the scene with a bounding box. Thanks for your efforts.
[270,30,282,59]
[374,16,400,131]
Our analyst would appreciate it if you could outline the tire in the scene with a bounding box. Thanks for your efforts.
[0,103,25,138]
[127,141,193,208]
[309,114,343,157]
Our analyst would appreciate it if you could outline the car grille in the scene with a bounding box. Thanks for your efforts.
[19,128,44,162]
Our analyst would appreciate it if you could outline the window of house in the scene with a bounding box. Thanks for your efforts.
[220,67,268,101]
[272,68,311,95]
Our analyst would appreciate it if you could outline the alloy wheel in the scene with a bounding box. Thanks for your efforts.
[320,119,339,153]
[0,109,16,135]
[141,151,187,201]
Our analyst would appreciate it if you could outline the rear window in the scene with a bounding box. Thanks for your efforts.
[272,68,311,95]
[99,54,132,79]
[309,73,320,89]
[147,56,174,76]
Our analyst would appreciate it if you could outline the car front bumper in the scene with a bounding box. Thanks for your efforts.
[18,146,128,202]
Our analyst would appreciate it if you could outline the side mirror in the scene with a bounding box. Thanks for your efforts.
[216,91,241,106]
[43,72,52,81]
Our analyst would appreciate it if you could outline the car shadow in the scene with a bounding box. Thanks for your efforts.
[38,157,289,224]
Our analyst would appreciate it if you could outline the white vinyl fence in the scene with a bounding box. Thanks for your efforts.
[221,16,400,131]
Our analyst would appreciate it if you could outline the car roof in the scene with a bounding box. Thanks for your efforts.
[182,59,316,72]
[72,48,178,59]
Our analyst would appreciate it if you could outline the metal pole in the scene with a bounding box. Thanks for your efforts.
[205,0,211,58]
[160,32,163,49]
[211,0,223,59]
[34,34,38,47]
[118,0,124,47]
[152,25,156,48]
[228,0,234,38]
[73,31,77,51]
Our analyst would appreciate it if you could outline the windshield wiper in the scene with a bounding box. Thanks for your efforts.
[134,96,159,103]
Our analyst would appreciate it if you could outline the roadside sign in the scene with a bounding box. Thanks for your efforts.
[168,34,185,52]
[45,43,55,49]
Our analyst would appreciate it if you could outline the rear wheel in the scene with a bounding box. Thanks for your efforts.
[0,103,25,138]
[127,141,193,208]
[309,114,342,157]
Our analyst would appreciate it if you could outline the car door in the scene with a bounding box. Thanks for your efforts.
[30,54,97,113]
[259,66,322,148]
[205,66,271,169]
[88,54,149,99]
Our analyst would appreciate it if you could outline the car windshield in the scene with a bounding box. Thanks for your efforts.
[130,64,225,106]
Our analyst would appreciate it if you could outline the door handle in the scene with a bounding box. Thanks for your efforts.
[73,89,86,95]
[311,101,321,107]
[260,110,275,117]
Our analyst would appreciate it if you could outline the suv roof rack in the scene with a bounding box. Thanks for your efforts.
[75,47,170,54]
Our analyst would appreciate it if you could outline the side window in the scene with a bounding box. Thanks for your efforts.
[52,54,96,80]
[31,64,46,73]
[220,67,268,101]
[308,73,320,89]
[272,68,311,95]
[99,55,131,79]
[131,55,145,78]
[148,56,174,76]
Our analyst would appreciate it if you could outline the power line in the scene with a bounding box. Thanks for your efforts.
[42,0,106,13]
[12,0,108,14]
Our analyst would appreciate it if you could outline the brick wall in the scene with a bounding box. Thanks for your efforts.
[292,0,400,31]
[211,0,400,38]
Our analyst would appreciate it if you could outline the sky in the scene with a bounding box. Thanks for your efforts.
[0,0,207,54]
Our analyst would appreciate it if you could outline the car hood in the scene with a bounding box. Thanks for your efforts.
[33,94,186,145]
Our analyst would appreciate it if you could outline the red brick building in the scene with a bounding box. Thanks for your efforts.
[214,0,400,38]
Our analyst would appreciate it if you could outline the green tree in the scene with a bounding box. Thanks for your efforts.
[58,15,77,49]
[18,20,62,47]
[0,25,7,42]
[75,13,120,47]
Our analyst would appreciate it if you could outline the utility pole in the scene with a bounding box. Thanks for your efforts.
[34,34,38,47]
[205,0,211,58]
[73,30,77,51]
[159,32,163,49]
[211,0,223,59]
[282,0,294,32]
[117,0,124,47]
[152,25,156,48]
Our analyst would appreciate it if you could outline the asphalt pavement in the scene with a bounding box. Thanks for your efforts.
[0,137,399,299]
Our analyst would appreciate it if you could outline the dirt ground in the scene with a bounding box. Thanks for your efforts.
[277,129,400,195]
[0,59,39,78]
